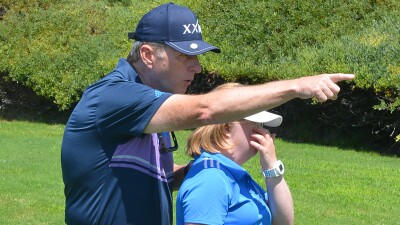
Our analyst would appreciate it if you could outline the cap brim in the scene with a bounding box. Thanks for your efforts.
[244,111,283,127]
[165,40,221,56]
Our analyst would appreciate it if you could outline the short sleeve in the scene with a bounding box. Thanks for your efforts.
[177,168,233,225]
[95,80,172,136]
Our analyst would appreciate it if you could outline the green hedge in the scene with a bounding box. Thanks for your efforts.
[1,0,399,142]
[1,0,138,109]
[2,0,399,109]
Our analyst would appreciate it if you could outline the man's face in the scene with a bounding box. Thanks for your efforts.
[153,46,202,94]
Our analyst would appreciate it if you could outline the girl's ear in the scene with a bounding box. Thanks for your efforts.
[224,122,233,138]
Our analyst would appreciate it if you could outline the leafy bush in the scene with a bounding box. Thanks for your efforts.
[194,0,395,79]
[0,0,134,109]
[0,0,399,147]
[190,0,400,145]
[2,0,399,108]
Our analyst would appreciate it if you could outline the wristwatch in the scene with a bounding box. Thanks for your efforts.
[262,160,284,178]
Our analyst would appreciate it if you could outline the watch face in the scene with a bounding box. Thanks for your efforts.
[276,160,284,175]
[279,164,284,172]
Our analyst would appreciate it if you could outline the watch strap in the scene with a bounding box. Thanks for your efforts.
[262,160,284,178]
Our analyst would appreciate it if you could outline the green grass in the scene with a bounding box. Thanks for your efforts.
[0,121,65,224]
[0,121,399,225]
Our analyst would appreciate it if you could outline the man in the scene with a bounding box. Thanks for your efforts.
[61,2,354,225]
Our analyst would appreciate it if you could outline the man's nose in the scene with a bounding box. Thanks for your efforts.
[190,56,202,74]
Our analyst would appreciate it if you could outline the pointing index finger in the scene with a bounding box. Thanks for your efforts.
[329,73,355,83]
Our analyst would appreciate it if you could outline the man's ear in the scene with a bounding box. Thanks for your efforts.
[140,44,155,69]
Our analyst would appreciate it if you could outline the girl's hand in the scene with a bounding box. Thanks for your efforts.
[249,126,278,170]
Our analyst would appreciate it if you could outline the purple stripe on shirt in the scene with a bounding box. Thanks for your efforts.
[110,133,174,183]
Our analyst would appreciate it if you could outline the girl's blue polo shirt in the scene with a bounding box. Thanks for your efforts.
[176,152,272,225]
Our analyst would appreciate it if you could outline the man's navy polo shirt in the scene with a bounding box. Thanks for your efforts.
[61,58,173,225]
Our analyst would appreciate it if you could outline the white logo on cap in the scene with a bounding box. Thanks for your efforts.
[183,20,202,34]
[190,43,198,49]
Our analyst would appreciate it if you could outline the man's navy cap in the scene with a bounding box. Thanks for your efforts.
[128,2,221,56]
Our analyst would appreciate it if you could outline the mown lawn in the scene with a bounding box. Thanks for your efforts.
[0,121,399,225]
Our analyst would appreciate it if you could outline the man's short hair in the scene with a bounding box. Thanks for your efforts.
[127,41,167,64]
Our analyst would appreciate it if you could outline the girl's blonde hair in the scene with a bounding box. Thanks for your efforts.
[186,83,242,157]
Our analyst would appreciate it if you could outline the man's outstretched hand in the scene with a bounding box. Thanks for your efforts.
[297,73,355,102]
